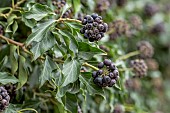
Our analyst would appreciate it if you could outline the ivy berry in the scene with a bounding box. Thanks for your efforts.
[80,13,108,42]
[92,59,119,87]
[0,86,10,112]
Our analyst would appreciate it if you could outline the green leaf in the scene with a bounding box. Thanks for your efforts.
[61,4,70,17]
[80,72,104,96]
[39,56,57,87]
[9,45,18,75]
[25,19,56,45]
[5,14,17,33]
[30,31,56,60]
[21,11,37,28]
[61,59,81,87]
[73,0,81,13]
[23,3,54,21]
[59,30,78,58]
[4,104,20,113]
[0,72,18,84]
[56,80,80,98]
[78,42,107,60]
[17,55,28,89]
[12,21,18,34]
[64,93,78,113]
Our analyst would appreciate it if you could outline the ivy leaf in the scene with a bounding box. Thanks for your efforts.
[56,80,80,98]
[61,4,70,17]
[59,30,78,58]
[30,31,56,60]
[64,93,78,113]
[61,59,81,87]
[6,14,18,34]
[80,72,104,96]
[23,3,54,21]
[4,104,20,113]
[39,56,57,88]
[73,0,81,13]
[25,19,56,46]
[78,42,107,60]
[9,45,18,75]
[0,72,18,84]
[17,55,28,89]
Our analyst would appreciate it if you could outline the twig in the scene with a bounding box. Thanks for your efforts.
[0,35,24,47]
[56,18,82,24]
[116,51,140,61]
[82,62,99,71]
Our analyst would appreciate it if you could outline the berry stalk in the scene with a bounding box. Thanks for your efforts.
[82,62,99,71]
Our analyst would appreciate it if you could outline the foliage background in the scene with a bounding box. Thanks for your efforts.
[0,0,170,113]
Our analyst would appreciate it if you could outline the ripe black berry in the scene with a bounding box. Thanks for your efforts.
[98,62,104,68]
[104,59,111,66]
[108,79,116,87]
[91,13,98,19]
[92,71,98,78]
[109,63,116,70]
[82,19,87,25]
[102,76,111,84]
[80,13,108,41]
[97,69,103,75]
[94,77,103,86]
[92,59,119,87]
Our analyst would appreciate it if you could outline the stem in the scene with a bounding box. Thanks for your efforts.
[0,35,24,47]
[119,68,133,72]
[106,28,115,35]
[116,51,140,61]
[82,62,99,71]
[56,18,82,24]
[17,108,38,113]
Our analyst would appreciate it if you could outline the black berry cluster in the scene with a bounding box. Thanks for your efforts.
[144,3,159,17]
[129,15,143,30]
[80,13,108,42]
[0,86,10,112]
[150,22,164,35]
[113,104,125,113]
[111,20,130,37]
[137,41,154,58]
[4,84,17,101]
[96,0,110,13]
[0,25,4,35]
[92,59,119,87]
[116,0,127,7]
[52,0,66,14]
[130,59,148,77]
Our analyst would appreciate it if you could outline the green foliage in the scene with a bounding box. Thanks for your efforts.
[0,0,169,113]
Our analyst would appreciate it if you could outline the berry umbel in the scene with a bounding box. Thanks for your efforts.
[110,20,130,39]
[137,41,154,58]
[80,13,108,42]
[92,59,119,87]
[0,86,10,112]
[130,59,148,77]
